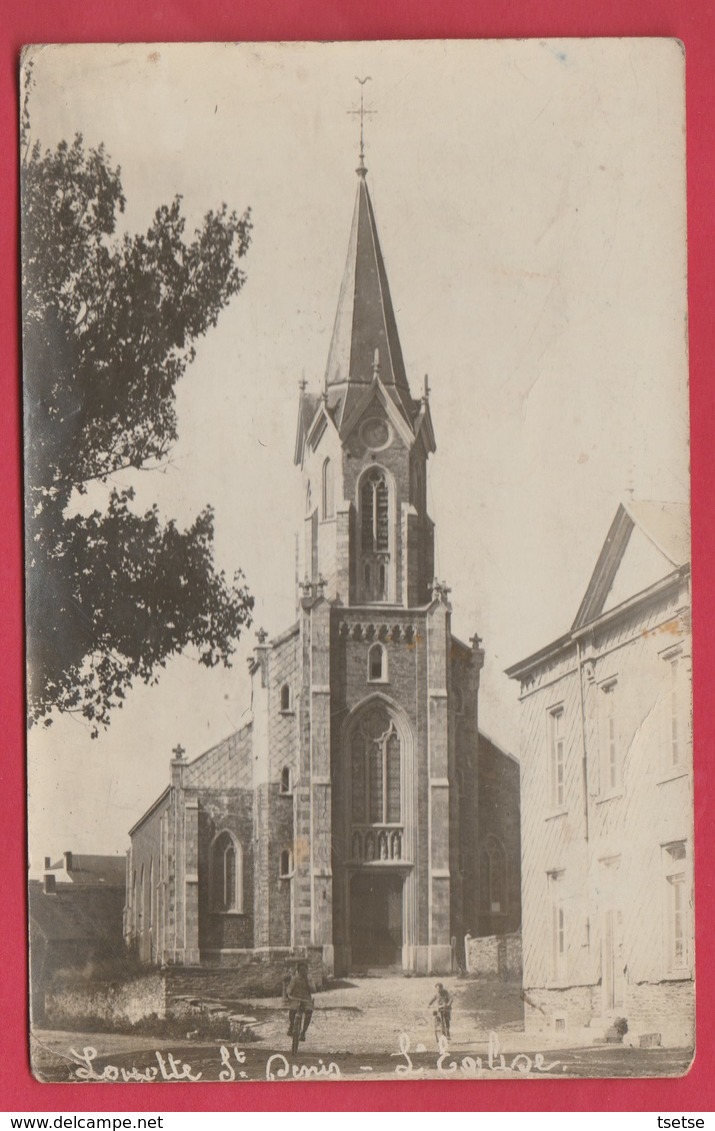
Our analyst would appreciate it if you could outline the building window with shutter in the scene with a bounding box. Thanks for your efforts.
[660,647,690,776]
[662,841,689,975]
[548,706,566,810]
[599,679,621,795]
[548,869,567,982]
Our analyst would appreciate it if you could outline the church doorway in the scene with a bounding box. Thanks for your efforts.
[350,872,403,970]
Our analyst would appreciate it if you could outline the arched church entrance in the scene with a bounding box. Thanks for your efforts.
[344,700,413,972]
[350,872,403,969]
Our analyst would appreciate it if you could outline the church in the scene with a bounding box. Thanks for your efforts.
[125,144,520,981]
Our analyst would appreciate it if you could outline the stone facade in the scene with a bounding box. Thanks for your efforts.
[126,157,520,982]
[466,931,522,980]
[507,501,693,1047]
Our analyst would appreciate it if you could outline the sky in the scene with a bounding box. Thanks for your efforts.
[23,39,689,870]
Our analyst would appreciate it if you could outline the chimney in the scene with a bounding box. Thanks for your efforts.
[43,874,56,894]
[63,850,73,872]
[44,856,51,870]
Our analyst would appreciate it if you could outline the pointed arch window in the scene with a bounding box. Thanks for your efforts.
[368,642,387,682]
[280,766,292,794]
[359,467,391,602]
[412,459,425,513]
[131,869,137,939]
[480,835,507,915]
[138,865,145,934]
[279,848,294,878]
[211,831,243,913]
[378,562,386,594]
[322,458,334,519]
[350,707,402,831]
[280,682,292,712]
[148,859,154,929]
[361,468,389,552]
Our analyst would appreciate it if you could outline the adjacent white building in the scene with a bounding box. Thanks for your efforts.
[506,501,693,1048]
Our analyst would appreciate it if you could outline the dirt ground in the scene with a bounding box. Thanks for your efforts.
[236,974,525,1054]
[31,976,694,1082]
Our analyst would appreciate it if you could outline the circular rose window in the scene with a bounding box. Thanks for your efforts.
[359,417,392,451]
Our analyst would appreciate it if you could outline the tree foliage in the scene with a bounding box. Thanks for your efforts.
[22,128,254,734]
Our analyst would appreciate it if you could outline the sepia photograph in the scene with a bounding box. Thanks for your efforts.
[21,39,692,1083]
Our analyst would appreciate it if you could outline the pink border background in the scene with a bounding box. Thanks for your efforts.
[2,0,712,1112]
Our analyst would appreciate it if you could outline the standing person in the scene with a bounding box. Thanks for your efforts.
[429,982,453,1041]
[286,960,314,1042]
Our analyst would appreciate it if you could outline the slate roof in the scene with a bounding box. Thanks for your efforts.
[29,881,125,944]
[505,499,690,679]
[294,162,438,466]
[47,854,126,886]
[324,165,415,426]
[183,721,254,790]
[571,500,690,631]
[622,499,690,568]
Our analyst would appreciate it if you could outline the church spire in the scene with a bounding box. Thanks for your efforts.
[323,143,414,425]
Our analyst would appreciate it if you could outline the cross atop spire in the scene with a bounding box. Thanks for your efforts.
[348,76,377,173]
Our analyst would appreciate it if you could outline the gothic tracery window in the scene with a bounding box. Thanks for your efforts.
[412,459,425,512]
[350,707,401,831]
[211,831,243,913]
[360,467,390,601]
[361,468,389,551]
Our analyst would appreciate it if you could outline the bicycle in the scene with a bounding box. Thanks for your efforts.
[288,998,311,1056]
[433,1004,452,1042]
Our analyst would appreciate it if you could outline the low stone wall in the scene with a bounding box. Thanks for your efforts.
[624,979,694,1049]
[522,983,599,1035]
[43,948,325,1029]
[466,932,522,980]
[168,946,324,1000]
[46,971,167,1028]
[522,978,694,1048]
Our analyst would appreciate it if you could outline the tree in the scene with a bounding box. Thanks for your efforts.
[22,127,254,735]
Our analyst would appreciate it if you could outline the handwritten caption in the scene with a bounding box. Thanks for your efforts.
[68,1031,562,1082]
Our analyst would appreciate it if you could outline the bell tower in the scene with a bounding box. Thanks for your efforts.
[294,152,436,608]
[289,109,483,978]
